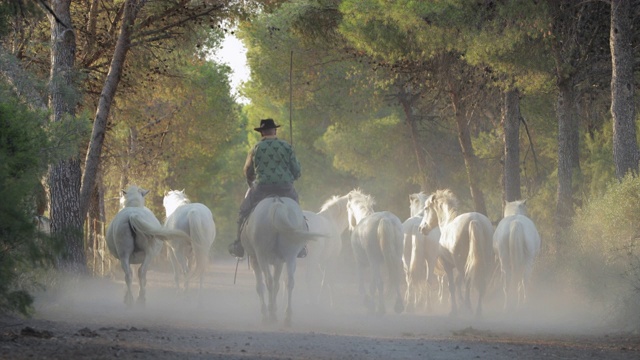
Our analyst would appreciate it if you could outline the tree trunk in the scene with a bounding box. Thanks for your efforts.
[399,92,439,193]
[47,0,87,272]
[502,88,522,204]
[450,90,487,216]
[610,0,638,179]
[80,0,145,219]
[555,80,579,236]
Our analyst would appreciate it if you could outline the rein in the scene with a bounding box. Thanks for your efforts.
[233,257,240,284]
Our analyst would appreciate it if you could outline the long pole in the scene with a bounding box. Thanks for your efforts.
[289,50,293,146]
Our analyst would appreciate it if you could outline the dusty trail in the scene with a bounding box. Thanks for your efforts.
[1,256,637,359]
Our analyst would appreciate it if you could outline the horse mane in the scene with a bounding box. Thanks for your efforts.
[166,189,191,204]
[434,189,459,220]
[348,188,376,208]
[163,189,191,217]
[319,194,348,217]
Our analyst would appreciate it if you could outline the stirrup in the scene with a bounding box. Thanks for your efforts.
[297,245,307,258]
[228,240,245,258]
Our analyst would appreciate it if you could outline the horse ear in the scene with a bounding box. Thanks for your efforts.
[522,199,528,205]
[181,188,185,193]
[121,189,126,196]
[141,189,150,197]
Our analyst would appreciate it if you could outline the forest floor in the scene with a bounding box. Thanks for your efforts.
[1,256,638,359]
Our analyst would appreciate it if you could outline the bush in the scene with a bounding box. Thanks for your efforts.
[571,173,640,330]
[0,87,58,316]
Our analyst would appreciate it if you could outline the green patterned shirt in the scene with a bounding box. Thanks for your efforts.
[244,136,301,185]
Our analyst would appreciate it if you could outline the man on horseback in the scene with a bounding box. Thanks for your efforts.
[228,118,306,258]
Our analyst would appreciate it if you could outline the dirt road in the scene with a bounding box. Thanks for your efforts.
[1,257,638,359]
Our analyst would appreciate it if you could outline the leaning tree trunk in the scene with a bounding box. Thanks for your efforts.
[502,88,522,204]
[450,90,487,216]
[80,0,145,219]
[47,0,87,272]
[610,0,638,179]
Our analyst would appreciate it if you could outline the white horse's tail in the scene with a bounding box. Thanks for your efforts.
[508,220,527,284]
[270,200,325,241]
[186,208,215,282]
[378,218,405,290]
[465,219,492,292]
[128,214,190,242]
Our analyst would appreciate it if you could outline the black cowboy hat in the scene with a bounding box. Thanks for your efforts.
[254,118,281,132]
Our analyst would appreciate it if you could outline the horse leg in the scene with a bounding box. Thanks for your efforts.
[464,278,472,312]
[404,276,415,313]
[370,262,385,315]
[443,263,457,317]
[270,263,284,324]
[502,269,511,311]
[518,278,526,308]
[137,253,155,306]
[250,256,269,324]
[167,246,183,291]
[120,259,134,307]
[284,259,296,327]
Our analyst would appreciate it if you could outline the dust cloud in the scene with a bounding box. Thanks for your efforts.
[30,251,617,341]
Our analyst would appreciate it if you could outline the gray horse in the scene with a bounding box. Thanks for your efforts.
[419,189,494,318]
[163,189,216,294]
[347,189,405,315]
[106,185,190,306]
[241,196,324,326]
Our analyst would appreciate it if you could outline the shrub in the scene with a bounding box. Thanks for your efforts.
[571,173,640,329]
[0,87,57,316]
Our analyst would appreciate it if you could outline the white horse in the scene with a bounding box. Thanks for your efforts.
[303,194,350,307]
[419,189,494,317]
[347,189,405,314]
[242,196,323,326]
[493,199,541,311]
[106,185,190,306]
[163,189,216,294]
[403,192,441,312]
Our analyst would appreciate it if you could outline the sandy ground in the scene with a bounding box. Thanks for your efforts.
[1,255,638,360]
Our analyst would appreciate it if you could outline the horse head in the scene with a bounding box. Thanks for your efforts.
[121,185,149,208]
[419,194,439,235]
[503,199,528,217]
[163,189,191,217]
[347,189,375,229]
[409,192,429,217]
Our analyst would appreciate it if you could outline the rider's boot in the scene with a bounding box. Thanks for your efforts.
[297,245,307,258]
[228,219,245,258]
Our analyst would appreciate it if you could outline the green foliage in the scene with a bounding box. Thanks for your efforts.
[0,85,58,316]
[571,174,640,327]
[582,122,616,198]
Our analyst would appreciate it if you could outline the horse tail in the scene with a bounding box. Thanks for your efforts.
[128,213,190,242]
[465,219,492,293]
[378,217,405,290]
[270,200,325,241]
[186,208,215,282]
[508,220,526,284]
